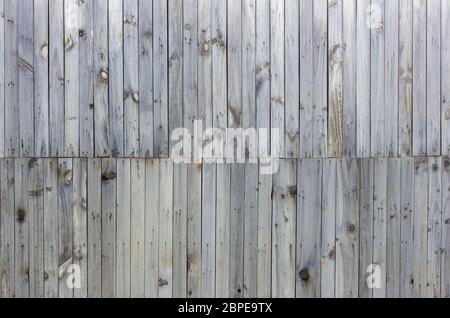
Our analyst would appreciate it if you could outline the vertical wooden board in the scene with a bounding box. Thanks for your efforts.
[1,160,15,297]
[215,163,230,297]
[257,170,272,297]
[108,0,124,157]
[328,0,343,157]
[284,0,299,158]
[64,0,79,157]
[272,160,296,298]
[93,0,110,157]
[43,159,58,298]
[4,0,19,157]
[373,159,387,298]
[144,159,159,298]
[34,0,49,157]
[300,0,313,157]
[14,159,30,298]
[342,0,357,157]
[227,0,242,130]
[358,159,373,298]
[153,0,168,157]
[139,0,153,157]
[73,159,87,298]
[0,0,4,157]
[412,0,426,156]
[173,163,187,297]
[297,160,322,298]
[426,157,441,297]
[57,158,73,298]
[370,0,385,157]
[443,0,450,155]
[101,158,117,297]
[202,163,216,297]
[386,159,401,298]
[400,158,414,297]
[399,0,413,156]
[270,0,285,157]
[87,158,102,297]
[313,0,328,157]
[356,0,371,157]
[158,159,173,298]
[255,0,270,157]
[335,159,359,298]
[321,159,336,298]
[116,159,130,298]
[28,159,44,298]
[230,164,245,298]
[413,158,428,297]
[18,0,34,157]
[124,0,139,157]
[426,0,441,155]
[442,157,450,297]
[243,163,258,298]
[385,0,399,156]
[79,0,94,157]
[131,159,145,297]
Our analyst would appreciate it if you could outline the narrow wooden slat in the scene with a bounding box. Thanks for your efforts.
[0,0,4,157]
[443,0,450,155]
[442,157,450,297]
[124,0,139,157]
[297,159,322,297]
[272,160,296,298]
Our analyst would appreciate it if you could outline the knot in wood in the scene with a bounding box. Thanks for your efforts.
[347,223,356,233]
[17,208,26,223]
[102,171,117,181]
[299,268,309,281]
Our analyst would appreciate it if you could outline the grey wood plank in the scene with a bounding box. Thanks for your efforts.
[0,0,4,157]
[442,157,450,297]
[443,0,450,155]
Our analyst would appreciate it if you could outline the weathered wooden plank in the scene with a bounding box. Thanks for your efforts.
[385,0,399,156]
[139,0,153,157]
[257,169,271,298]
[93,0,109,157]
[58,158,73,298]
[386,159,401,298]
[426,157,441,297]
[336,159,359,298]
[215,163,230,297]
[373,159,387,298]
[14,159,29,297]
[400,157,414,297]
[443,0,450,155]
[34,0,49,157]
[64,0,79,157]
[18,0,34,157]
[328,0,343,157]
[321,159,336,298]
[101,158,117,297]
[158,159,173,298]
[116,159,130,298]
[108,0,124,157]
[399,0,413,156]
[144,159,159,298]
[79,0,94,157]
[4,0,19,157]
[297,159,322,297]
[230,164,245,298]
[272,160,296,298]
[370,0,385,157]
[442,157,450,297]
[43,159,58,298]
[412,0,426,156]
[153,0,168,157]
[87,158,102,297]
[73,159,87,298]
[426,0,441,156]
[413,158,428,297]
[28,159,44,298]
[285,0,299,158]
[0,0,4,157]
[356,0,371,157]
[124,0,139,157]
[202,162,216,297]
[131,159,145,297]
[342,0,356,157]
[359,158,373,298]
